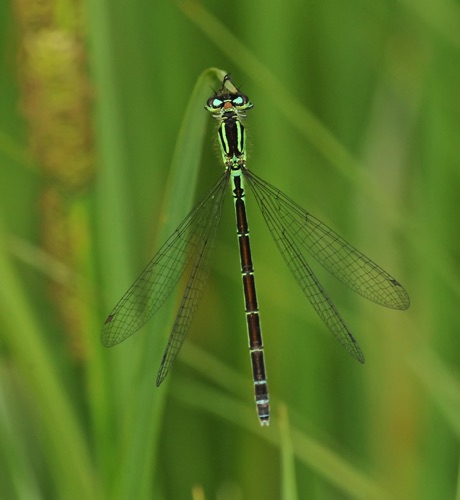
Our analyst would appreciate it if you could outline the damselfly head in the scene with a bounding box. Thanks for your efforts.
[205,74,254,118]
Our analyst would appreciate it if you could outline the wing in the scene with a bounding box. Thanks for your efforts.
[101,172,229,348]
[245,169,410,311]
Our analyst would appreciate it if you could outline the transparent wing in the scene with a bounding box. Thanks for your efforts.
[245,169,410,310]
[101,172,229,348]
[245,169,411,362]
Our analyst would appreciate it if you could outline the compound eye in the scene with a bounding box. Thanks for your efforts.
[232,96,245,106]
[207,97,223,109]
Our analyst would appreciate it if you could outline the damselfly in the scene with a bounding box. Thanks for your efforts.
[101,74,410,426]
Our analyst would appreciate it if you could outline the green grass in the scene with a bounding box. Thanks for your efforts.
[1,0,460,498]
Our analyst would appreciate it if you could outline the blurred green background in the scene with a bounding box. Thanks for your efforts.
[1,0,459,498]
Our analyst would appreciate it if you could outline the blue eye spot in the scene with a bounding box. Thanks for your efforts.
[233,96,244,106]
[212,98,223,107]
